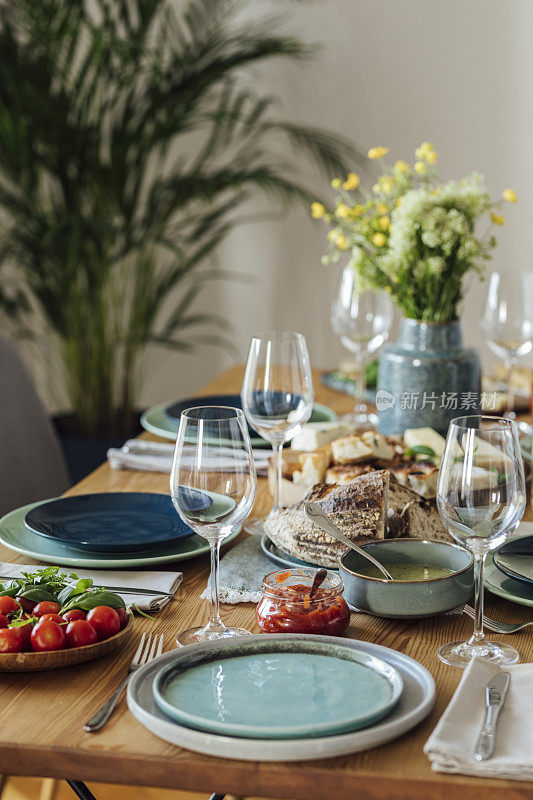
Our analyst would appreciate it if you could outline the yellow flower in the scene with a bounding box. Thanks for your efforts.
[368,146,389,159]
[378,176,394,194]
[311,202,325,219]
[490,212,505,226]
[350,204,365,218]
[378,215,390,231]
[336,234,348,250]
[373,232,387,247]
[372,183,381,194]
[331,178,341,189]
[342,172,360,190]
[394,160,410,174]
[415,141,435,160]
[376,202,388,214]
[414,161,427,175]
[503,188,517,203]
[335,203,351,219]
[395,196,404,208]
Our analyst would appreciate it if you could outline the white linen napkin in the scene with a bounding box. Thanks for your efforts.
[424,657,533,781]
[0,563,182,612]
[107,439,271,475]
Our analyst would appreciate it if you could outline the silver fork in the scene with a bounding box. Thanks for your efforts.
[463,605,533,634]
[84,632,164,732]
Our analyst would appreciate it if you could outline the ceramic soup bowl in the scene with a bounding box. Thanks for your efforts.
[340,539,473,619]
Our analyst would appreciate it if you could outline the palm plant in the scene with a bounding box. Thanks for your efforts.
[0,0,357,437]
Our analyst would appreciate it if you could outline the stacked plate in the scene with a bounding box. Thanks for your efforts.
[141,394,337,445]
[0,492,239,568]
[485,523,533,609]
[127,634,436,761]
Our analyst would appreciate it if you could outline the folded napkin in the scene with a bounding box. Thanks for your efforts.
[107,439,271,475]
[0,563,182,612]
[424,657,533,781]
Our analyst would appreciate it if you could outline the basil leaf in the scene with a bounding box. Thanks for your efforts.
[17,587,57,603]
[405,445,437,459]
[61,590,126,614]
[57,578,93,606]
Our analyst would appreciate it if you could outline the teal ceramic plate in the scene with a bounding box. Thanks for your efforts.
[0,500,240,568]
[141,401,337,447]
[484,523,533,608]
[153,638,403,739]
[260,533,337,571]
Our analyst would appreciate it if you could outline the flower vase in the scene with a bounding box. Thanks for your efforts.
[376,318,481,436]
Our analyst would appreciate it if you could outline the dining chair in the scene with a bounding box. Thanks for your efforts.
[0,333,70,517]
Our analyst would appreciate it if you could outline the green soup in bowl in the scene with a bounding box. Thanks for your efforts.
[339,539,474,619]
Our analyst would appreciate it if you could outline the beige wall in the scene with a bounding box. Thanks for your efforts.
[16,0,533,410]
[139,0,532,409]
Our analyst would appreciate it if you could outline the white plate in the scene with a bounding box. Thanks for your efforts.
[127,633,435,761]
[0,500,240,568]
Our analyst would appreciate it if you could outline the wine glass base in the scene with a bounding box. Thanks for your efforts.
[177,625,252,647]
[243,518,265,536]
[340,411,378,431]
[438,639,520,668]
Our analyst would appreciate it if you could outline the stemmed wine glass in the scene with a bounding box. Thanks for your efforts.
[241,332,314,533]
[331,267,392,428]
[436,415,526,667]
[480,271,533,417]
[171,406,257,646]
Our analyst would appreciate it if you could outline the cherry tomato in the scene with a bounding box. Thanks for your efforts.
[62,609,86,623]
[0,614,9,629]
[86,606,120,641]
[65,620,97,649]
[40,613,65,626]
[116,607,128,630]
[0,627,24,653]
[33,601,61,618]
[0,596,20,617]
[12,618,35,650]
[16,596,36,614]
[31,620,66,652]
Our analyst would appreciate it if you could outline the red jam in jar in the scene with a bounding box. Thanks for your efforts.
[256,569,350,636]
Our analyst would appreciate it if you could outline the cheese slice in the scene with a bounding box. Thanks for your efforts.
[460,432,513,471]
[290,421,352,452]
[404,427,446,464]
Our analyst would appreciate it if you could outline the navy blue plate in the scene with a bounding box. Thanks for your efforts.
[165,394,253,433]
[24,492,201,553]
[494,535,533,587]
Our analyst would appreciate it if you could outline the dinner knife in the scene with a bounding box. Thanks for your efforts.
[0,578,176,599]
[473,672,510,761]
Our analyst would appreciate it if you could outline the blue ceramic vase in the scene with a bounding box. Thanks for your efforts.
[377,318,481,436]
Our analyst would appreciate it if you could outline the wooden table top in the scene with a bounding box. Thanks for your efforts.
[1,364,532,800]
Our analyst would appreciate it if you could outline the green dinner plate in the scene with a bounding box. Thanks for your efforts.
[141,401,337,446]
[0,500,240,568]
[153,637,403,739]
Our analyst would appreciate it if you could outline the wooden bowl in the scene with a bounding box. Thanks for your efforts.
[0,612,134,672]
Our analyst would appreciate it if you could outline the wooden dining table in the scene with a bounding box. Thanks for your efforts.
[1,364,532,800]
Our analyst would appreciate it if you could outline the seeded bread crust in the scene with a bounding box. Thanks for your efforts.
[264,470,389,568]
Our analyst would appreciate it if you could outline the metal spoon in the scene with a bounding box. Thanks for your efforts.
[305,502,394,580]
[309,568,328,599]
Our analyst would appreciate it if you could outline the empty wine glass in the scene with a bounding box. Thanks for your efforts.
[436,415,526,667]
[480,271,533,417]
[331,267,392,428]
[241,332,314,533]
[171,406,257,646]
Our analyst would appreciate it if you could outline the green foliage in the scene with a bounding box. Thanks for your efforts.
[0,0,357,436]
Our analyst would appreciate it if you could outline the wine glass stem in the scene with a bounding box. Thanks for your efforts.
[469,552,487,645]
[505,355,514,416]
[355,353,367,413]
[273,440,284,509]
[208,539,223,626]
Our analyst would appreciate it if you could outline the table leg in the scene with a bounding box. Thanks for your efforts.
[66,781,98,800]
